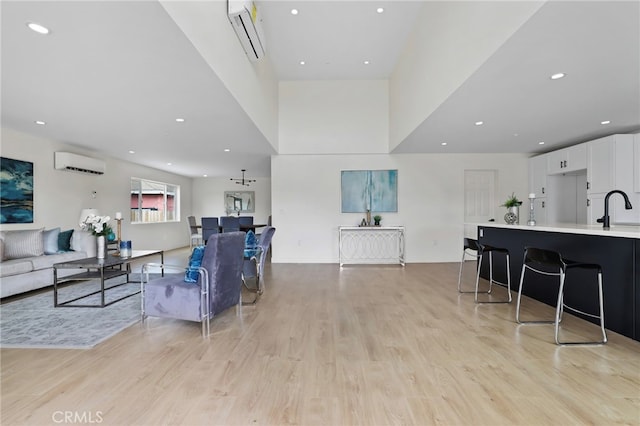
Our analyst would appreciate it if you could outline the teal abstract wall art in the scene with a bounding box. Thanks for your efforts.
[1,157,34,223]
[341,170,398,213]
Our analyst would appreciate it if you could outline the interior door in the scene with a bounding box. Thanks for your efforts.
[464,170,496,237]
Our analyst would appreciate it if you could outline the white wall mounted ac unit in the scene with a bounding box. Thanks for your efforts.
[228,0,266,61]
[54,152,106,175]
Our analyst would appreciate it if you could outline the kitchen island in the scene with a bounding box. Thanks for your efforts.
[469,222,640,341]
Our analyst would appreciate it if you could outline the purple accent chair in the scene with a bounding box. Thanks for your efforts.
[242,226,275,304]
[141,232,245,337]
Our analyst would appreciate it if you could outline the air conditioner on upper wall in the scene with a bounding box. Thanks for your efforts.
[228,0,266,61]
[54,152,106,175]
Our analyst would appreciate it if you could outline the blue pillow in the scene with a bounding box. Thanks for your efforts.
[184,245,205,283]
[244,231,259,258]
[58,229,74,252]
[43,228,61,255]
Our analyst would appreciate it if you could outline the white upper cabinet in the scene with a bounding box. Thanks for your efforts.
[528,155,547,197]
[587,134,639,224]
[547,144,587,175]
[587,136,614,193]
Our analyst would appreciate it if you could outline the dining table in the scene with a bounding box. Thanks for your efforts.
[193,223,267,233]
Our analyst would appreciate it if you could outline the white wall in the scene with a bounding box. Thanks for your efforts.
[389,1,544,150]
[271,153,529,263]
[161,0,279,152]
[192,176,271,225]
[0,127,194,251]
[279,80,388,154]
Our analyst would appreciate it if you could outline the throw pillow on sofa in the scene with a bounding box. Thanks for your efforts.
[43,227,61,254]
[58,229,74,251]
[2,228,44,259]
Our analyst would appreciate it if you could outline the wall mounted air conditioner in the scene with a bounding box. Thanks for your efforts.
[228,0,266,61]
[54,152,106,175]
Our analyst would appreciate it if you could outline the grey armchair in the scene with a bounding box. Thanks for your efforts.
[141,232,245,337]
[242,226,276,304]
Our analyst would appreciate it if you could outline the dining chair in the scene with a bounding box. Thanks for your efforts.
[187,216,202,249]
[238,216,254,227]
[220,216,240,233]
[201,217,219,243]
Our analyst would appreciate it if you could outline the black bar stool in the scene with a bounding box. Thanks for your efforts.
[516,247,607,345]
[458,238,512,303]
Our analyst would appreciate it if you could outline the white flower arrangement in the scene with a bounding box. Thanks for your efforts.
[80,214,113,237]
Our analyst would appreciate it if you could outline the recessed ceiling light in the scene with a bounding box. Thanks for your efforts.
[27,22,50,34]
[128,150,135,154]
[175,118,185,122]
[34,120,46,125]
[299,60,305,65]
[513,133,519,137]
[475,121,483,126]
[167,162,172,166]
[538,141,545,145]
[290,9,298,15]
[224,148,230,152]
[377,7,384,13]
[203,174,208,177]
[441,142,447,146]
[601,120,611,125]
[364,60,370,65]
[550,72,566,80]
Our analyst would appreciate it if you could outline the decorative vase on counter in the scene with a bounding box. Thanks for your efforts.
[504,206,520,225]
[96,235,107,259]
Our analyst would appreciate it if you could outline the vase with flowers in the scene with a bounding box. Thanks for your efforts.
[80,214,113,259]
[501,193,523,224]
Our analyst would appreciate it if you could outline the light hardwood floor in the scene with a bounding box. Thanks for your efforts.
[2,249,639,425]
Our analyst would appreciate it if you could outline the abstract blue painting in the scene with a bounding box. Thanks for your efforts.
[341,170,398,213]
[1,157,34,223]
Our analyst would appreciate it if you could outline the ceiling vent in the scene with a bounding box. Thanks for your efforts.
[54,152,106,175]
[228,0,265,61]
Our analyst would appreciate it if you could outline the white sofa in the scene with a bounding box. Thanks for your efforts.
[0,228,96,299]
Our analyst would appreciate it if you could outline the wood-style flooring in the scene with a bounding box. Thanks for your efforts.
[2,248,639,425]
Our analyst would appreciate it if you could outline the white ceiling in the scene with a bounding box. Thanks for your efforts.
[2,1,639,179]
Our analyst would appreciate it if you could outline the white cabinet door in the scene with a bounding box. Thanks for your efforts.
[567,143,587,171]
[531,197,547,225]
[547,149,567,175]
[547,144,587,175]
[587,136,614,193]
[528,155,547,197]
[587,193,606,225]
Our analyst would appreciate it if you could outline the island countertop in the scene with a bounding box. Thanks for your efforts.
[466,222,640,239]
[470,222,640,341]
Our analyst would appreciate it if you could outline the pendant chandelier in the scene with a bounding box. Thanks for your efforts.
[230,169,256,186]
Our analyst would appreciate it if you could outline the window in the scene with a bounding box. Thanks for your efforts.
[130,178,179,223]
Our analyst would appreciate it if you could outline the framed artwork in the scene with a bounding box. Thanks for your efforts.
[224,191,255,213]
[341,169,398,213]
[1,157,34,223]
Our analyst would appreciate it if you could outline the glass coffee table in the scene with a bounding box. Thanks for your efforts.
[53,250,163,308]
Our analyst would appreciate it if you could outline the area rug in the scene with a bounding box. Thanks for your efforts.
[0,278,143,349]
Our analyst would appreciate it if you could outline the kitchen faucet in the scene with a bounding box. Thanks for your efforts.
[597,190,633,229]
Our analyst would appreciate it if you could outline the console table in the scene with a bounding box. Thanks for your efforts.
[339,226,405,266]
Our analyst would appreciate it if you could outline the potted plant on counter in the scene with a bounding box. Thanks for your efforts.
[373,215,382,226]
[501,193,522,224]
